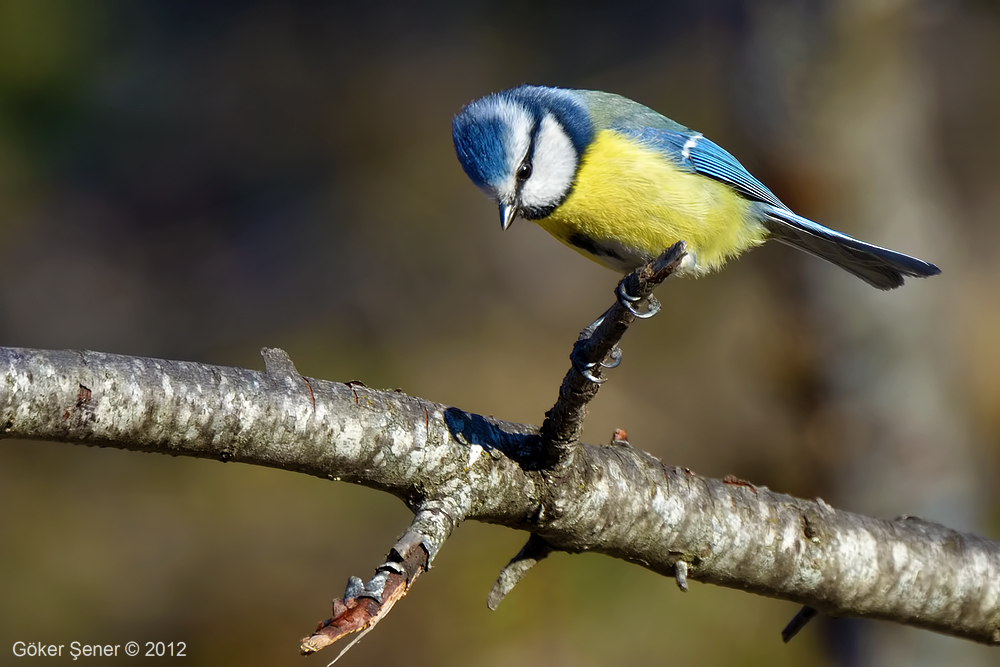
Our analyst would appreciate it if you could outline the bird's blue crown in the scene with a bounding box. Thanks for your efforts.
[452,85,594,191]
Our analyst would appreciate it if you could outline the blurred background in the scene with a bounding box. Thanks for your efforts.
[0,0,997,665]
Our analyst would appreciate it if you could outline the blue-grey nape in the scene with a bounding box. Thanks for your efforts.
[500,85,594,157]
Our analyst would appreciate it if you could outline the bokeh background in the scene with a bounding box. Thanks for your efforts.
[1,0,998,665]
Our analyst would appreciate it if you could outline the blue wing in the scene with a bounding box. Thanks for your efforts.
[615,126,786,209]
[614,124,941,289]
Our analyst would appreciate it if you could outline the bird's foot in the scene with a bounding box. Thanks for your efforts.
[616,282,660,319]
[571,346,622,384]
[571,316,623,384]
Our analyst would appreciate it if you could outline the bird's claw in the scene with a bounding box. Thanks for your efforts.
[571,345,622,384]
[602,346,622,369]
[576,359,606,384]
[616,282,660,319]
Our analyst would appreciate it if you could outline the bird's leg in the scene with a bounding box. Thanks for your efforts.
[616,281,661,319]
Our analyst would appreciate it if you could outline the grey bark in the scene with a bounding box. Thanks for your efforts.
[1,346,999,645]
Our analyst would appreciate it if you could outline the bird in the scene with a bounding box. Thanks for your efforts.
[452,84,940,291]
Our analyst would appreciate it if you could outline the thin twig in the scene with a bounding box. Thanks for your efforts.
[538,241,687,471]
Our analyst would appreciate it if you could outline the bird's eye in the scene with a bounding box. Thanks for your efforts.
[516,161,532,181]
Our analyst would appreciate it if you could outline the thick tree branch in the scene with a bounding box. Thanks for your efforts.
[2,251,999,653]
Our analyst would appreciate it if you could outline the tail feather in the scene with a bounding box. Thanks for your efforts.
[760,205,941,290]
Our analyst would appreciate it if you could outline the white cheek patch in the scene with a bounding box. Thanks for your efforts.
[520,113,577,211]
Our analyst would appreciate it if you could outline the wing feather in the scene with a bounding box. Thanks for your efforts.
[615,126,785,209]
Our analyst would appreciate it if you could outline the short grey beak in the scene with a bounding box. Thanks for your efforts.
[499,201,517,231]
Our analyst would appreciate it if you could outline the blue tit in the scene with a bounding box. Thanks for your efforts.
[452,85,940,290]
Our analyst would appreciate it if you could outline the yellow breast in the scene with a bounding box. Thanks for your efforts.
[534,129,766,274]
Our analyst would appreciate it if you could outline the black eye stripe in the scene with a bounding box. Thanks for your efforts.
[515,122,540,182]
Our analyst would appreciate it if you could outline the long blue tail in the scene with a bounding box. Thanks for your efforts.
[760,205,941,290]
